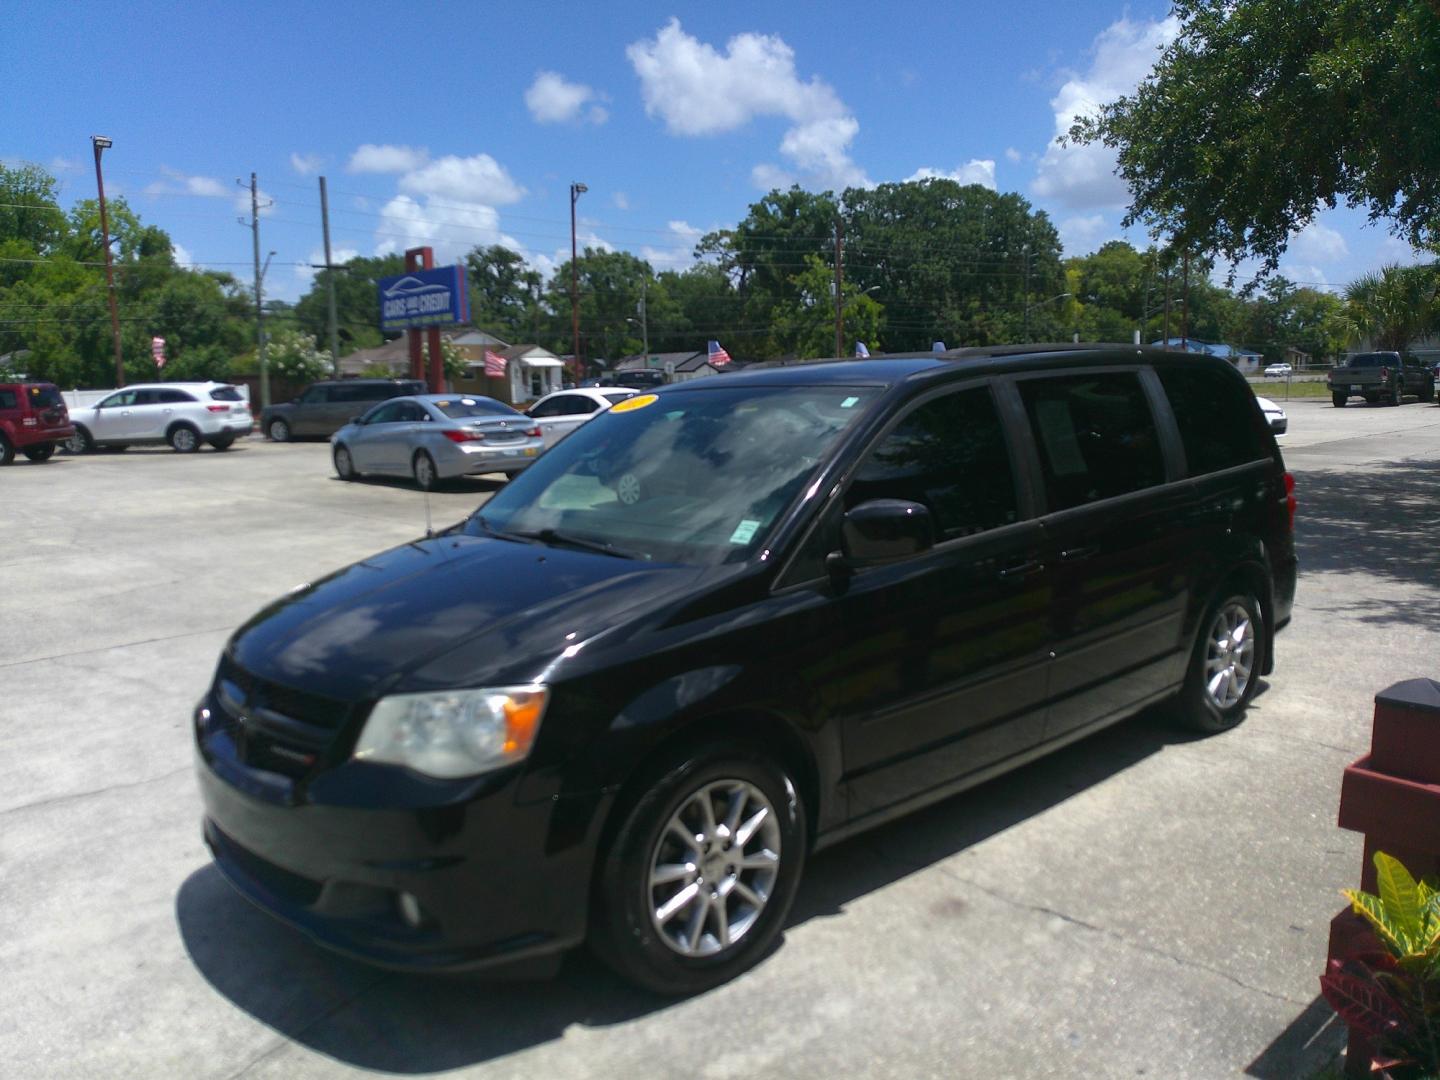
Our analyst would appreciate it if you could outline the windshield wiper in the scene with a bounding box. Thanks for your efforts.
[513,528,644,560]
[471,514,534,545]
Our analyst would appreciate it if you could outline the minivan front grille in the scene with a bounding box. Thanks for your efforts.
[214,656,353,778]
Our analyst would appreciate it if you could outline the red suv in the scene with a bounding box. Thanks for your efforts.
[0,382,75,464]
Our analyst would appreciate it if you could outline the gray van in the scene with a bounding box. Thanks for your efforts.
[261,379,425,441]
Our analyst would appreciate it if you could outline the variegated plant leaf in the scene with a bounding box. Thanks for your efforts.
[1375,852,1424,944]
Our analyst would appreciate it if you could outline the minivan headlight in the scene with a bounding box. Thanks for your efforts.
[352,686,548,779]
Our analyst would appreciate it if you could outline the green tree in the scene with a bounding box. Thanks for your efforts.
[260,329,331,383]
[1339,264,1440,353]
[543,248,655,361]
[1071,0,1440,271]
[768,255,885,359]
[465,244,543,342]
[294,253,405,355]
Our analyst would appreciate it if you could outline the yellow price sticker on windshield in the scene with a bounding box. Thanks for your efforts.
[610,394,658,413]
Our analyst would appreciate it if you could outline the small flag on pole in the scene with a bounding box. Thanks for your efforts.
[151,336,167,368]
[483,349,506,377]
[854,341,870,358]
[707,340,732,367]
[931,340,947,353]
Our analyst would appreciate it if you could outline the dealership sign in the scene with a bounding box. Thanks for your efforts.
[377,265,470,330]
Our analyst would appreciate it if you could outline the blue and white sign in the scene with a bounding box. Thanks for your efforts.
[377,265,470,330]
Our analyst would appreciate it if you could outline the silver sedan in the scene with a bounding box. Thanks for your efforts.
[331,394,544,490]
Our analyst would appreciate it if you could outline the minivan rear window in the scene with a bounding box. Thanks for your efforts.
[1158,367,1267,476]
[208,385,244,401]
[1020,372,1165,512]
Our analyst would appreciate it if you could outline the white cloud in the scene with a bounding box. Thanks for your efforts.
[1279,262,1329,287]
[907,160,997,189]
[1057,214,1111,254]
[1032,16,1180,211]
[233,185,275,218]
[1289,221,1349,263]
[145,167,227,198]
[347,144,429,174]
[294,245,360,286]
[1004,147,1023,164]
[374,194,515,265]
[640,220,704,273]
[525,71,607,125]
[172,242,193,267]
[628,19,867,189]
[612,191,630,210]
[290,152,324,176]
[751,163,797,191]
[398,154,525,206]
[49,156,80,174]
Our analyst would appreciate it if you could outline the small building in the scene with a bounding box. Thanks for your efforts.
[614,350,727,384]
[1151,338,1264,374]
[453,343,563,407]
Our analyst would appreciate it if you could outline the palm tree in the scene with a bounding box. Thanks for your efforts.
[1340,263,1440,353]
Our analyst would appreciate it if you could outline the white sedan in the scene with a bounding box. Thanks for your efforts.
[1256,395,1287,439]
[1263,363,1292,378]
[524,387,638,448]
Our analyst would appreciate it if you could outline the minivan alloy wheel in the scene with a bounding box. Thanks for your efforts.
[170,425,200,452]
[648,779,782,957]
[1203,601,1256,710]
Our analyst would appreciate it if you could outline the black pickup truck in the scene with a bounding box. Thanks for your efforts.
[1327,352,1436,407]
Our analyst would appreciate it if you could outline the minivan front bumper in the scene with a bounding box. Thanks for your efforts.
[194,701,595,972]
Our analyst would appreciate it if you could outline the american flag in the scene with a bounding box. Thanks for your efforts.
[707,340,731,367]
[151,336,166,369]
[483,349,506,377]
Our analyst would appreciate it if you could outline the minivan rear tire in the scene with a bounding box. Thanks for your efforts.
[1178,591,1262,734]
[267,418,291,442]
[590,742,806,995]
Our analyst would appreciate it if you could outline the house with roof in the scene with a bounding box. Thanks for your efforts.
[1151,338,1264,374]
[615,349,726,384]
[453,343,563,406]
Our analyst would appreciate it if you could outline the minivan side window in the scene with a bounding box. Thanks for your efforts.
[1157,366,1267,476]
[299,386,328,404]
[1019,372,1165,512]
[845,385,1019,540]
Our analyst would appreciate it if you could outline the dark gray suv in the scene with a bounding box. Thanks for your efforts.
[261,379,425,441]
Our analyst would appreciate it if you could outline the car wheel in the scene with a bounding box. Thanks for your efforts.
[590,743,806,995]
[615,471,644,506]
[1178,591,1262,734]
[23,444,55,463]
[66,427,94,454]
[208,437,235,451]
[1331,393,1347,408]
[412,450,439,491]
[333,444,357,481]
[169,425,201,453]
[0,433,13,466]
[268,418,291,442]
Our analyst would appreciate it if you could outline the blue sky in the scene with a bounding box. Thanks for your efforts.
[3,0,1423,304]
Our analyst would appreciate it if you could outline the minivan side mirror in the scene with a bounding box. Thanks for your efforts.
[829,499,935,574]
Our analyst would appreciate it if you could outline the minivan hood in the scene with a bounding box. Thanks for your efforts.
[230,534,707,701]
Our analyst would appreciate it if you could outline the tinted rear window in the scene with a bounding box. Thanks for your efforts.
[433,398,518,419]
[1019,372,1165,512]
[27,385,64,408]
[208,385,243,401]
[1347,354,1397,368]
[1158,366,1269,475]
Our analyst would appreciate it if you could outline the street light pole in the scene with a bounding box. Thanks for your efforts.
[91,135,124,387]
[570,182,587,371]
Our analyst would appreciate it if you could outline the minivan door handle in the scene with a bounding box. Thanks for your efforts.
[997,559,1042,581]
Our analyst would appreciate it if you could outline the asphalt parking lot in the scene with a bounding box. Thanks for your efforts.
[4,398,1439,1079]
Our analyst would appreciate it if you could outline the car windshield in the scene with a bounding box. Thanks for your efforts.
[432,397,517,418]
[466,384,881,566]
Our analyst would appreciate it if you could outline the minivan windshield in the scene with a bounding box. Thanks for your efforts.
[467,385,880,565]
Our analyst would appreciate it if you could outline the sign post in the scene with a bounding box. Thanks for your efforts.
[378,250,469,393]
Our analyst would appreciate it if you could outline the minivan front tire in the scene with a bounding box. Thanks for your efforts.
[1179,592,1262,734]
[169,425,201,453]
[590,742,806,995]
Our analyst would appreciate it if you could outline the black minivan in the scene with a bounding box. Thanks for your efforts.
[195,346,1296,993]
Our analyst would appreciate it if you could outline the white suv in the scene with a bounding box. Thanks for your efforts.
[68,383,254,453]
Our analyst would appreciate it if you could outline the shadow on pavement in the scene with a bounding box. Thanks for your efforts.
[1244,994,1347,1078]
[1291,458,1440,624]
[178,707,1201,1073]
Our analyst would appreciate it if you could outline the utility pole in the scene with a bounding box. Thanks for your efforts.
[90,136,124,387]
[319,176,341,376]
[1022,243,1033,343]
[570,182,587,369]
[1163,262,1172,349]
[241,173,272,408]
[638,277,649,364]
[833,216,844,359]
[1181,251,1191,352]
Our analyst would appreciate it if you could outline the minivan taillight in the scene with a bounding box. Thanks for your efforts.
[1284,472,1296,532]
[206,404,230,413]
